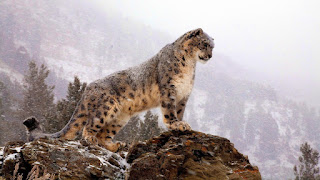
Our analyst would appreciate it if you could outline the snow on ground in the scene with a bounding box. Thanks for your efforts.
[45,57,95,83]
[0,60,23,84]
[64,140,130,172]
[4,153,19,161]
[14,40,29,52]
[0,147,3,156]
[270,111,285,135]
[13,147,22,153]
[244,101,256,118]
[76,144,130,173]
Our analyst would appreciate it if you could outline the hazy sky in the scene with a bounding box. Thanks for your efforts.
[94,0,320,106]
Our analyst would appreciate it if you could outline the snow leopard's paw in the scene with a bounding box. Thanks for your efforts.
[169,121,192,131]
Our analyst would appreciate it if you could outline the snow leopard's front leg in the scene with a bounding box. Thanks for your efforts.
[159,79,191,131]
[171,97,191,131]
[176,97,188,121]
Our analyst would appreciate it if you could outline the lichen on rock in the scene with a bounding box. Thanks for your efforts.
[0,130,261,180]
[1,139,128,179]
[126,130,261,180]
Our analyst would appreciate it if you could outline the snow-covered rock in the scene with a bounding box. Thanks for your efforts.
[1,139,128,179]
[0,130,262,179]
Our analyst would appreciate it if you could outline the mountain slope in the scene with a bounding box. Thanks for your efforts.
[185,69,320,179]
[0,0,171,84]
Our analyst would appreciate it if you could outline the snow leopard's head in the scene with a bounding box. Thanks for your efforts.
[175,28,214,64]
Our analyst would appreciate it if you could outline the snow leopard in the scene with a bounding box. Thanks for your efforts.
[23,28,214,152]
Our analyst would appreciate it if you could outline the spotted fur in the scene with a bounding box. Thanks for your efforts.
[26,28,214,152]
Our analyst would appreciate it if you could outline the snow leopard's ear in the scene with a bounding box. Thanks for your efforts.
[187,28,203,39]
[173,28,204,57]
[176,28,204,44]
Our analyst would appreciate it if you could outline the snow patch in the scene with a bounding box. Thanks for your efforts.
[244,101,256,117]
[187,169,197,175]
[0,147,3,156]
[4,153,19,161]
[261,100,272,113]
[270,111,286,136]
[65,141,81,147]
[14,147,22,153]
[32,161,41,165]
[76,144,130,173]
[0,147,3,166]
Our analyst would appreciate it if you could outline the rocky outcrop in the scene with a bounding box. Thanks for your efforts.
[127,130,261,180]
[0,131,261,180]
[0,139,128,179]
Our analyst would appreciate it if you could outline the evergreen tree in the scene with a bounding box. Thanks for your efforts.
[56,76,86,130]
[115,111,165,144]
[138,111,163,141]
[294,142,320,180]
[114,116,141,145]
[20,61,56,132]
[0,80,10,117]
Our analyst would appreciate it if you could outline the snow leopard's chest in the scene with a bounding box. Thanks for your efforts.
[173,71,195,101]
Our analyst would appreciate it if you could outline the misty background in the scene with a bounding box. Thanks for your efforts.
[0,0,319,179]
[100,0,320,108]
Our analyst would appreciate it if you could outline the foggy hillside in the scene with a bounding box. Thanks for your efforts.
[0,0,171,99]
[0,1,319,179]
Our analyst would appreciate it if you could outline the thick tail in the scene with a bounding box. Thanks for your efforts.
[50,112,88,139]
[23,106,88,141]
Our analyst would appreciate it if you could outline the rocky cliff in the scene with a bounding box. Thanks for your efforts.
[0,130,261,180]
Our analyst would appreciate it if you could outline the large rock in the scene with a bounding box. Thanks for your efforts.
[127,130,261,180]
[0,130,261,179]
[1,139,128,179]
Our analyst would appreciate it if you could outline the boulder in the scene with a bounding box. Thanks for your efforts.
[0,130,261,180]
[127,130,261,180]
[1,139,128,179]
